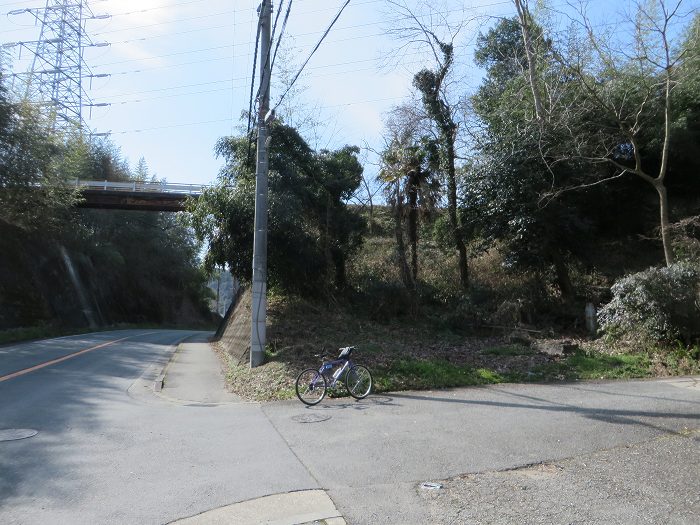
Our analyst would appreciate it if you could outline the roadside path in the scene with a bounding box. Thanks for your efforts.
[158,333,241,405]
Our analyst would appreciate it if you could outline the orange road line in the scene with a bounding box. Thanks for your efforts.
[0,333,152,383]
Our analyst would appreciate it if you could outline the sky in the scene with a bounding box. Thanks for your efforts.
[0,0,514,187]
[1,0,696,188]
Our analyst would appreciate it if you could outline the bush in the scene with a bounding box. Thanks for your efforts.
[598,262,700,344]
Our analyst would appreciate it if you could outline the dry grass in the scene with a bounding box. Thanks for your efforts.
[218,295,628,401]
[217,234,697,401]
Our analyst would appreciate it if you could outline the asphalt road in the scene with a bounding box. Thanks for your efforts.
[1,330,699,524]
[0,330,315,524]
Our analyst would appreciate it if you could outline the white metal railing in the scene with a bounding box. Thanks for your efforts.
[72,179,209,195]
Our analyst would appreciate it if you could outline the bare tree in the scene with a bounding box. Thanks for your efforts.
[385,0,471,289]
[349,145,388,235]
[514,0,545,122]
[516,0,691,266]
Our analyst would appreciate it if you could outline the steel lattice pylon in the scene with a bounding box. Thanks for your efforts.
[8,1,108,132]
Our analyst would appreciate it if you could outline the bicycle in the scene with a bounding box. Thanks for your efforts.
[295,346,373,406]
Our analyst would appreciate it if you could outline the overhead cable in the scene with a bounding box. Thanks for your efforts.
[255,0,285,101]
[246,6,263,137]
[273,0,352,113]
[109,0,214,18]
[271,0,294,72]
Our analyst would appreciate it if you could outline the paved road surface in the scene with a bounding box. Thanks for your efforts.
[0,331,315,524]
[1,330,698,524]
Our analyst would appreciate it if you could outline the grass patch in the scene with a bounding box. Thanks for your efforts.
[224,357,297,401]
[374,358,517,392]
[0,325,93,345]
[0,326,65,345]
[568,351,651,379]
[530,350,651,382]
[656,344,700,374]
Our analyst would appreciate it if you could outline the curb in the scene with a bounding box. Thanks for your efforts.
[152,334,200,393]
[153,373,166,392]
[168,489,346,524]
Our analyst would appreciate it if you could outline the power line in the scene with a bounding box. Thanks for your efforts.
[108,0,217,18]
[246,6,262,136]
[104,94,416,135]
[93,8,238,36]
[9,0,624,103]
[94,51,439,105]
[72,0,503,57]
[229,0,240,135]
[274,0,352,112]
[52,0,510,71]
[101,77,244,100]
[259,0,285,97]
[270,0,294,72]
[6,0,624,137]
[91,44,236,69]
[107,53,246,78]
[91,0,383,36]
[111,117,232,135]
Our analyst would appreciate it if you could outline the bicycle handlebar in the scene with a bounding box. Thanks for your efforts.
[338,346,355,358]
[314,346,355,361]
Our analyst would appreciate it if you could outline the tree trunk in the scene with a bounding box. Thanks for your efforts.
[361,174,374,235]
[655,182,674,266]
[331,247,346,289]
[446,140,469,290]
[407,171,419,281]
[393,182,414,291]
[657,56,674,267]
[551,247,574,300]
[411,35,467,290]
[323,194,334,283]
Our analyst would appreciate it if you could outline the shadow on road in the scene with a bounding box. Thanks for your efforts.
[389,384,700,435]
[301,395,398,411]
[0,331,193,507]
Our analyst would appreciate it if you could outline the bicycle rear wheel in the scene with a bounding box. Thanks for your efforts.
[295,368,327,405]
[345,365,372,399]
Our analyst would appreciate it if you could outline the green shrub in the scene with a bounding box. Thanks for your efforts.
[598,263,700,343]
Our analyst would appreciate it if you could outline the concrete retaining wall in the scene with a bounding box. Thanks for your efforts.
[215,287,252,365]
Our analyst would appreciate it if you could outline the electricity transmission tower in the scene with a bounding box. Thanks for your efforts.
[5,1,109,132]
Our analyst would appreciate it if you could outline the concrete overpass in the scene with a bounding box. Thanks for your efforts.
[73,180,208,212]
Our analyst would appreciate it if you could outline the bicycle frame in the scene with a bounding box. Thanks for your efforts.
[296,345,371,405]
[316,357,352,388]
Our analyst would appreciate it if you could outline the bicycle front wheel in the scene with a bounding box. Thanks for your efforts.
[345,365,372,399]
[295,368,327,405]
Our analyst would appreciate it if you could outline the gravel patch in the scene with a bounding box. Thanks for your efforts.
[419,430,700,524]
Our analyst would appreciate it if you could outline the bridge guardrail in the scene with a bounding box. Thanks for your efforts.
[72,179,209,195]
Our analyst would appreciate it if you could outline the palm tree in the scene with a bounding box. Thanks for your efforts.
[380,136,440,288]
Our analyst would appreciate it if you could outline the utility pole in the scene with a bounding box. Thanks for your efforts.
[250,0,272,367]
